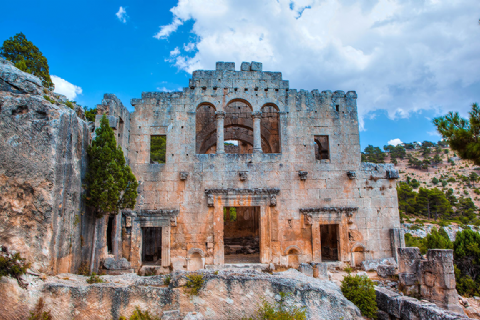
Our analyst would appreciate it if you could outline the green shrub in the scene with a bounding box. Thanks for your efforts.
[185,273,204,295]
[64,100,74,110]
[0,247,30,288]
[120,306,160,320]
[163,275,171,285]
[86,272,104,284]
[28,298,52,320]
[77,262,90,276]
[43,95,56,104]
[447,177,456,182]
[405,233,427,254]
[84,107,97,122]
[341,274,377,318]
[244,292,306,320]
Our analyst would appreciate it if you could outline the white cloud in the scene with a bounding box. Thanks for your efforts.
[184,42,195,52]
[116,6,128,23]
[154,18,183,39]
[387,138,403,146]
[51,75,82,100]
[170,47,181,57]
[157,86,183,92]
[154,0,480,131]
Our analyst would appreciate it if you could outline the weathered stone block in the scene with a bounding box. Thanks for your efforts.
[298,263,313,277]
[250,61,262,71]
[377,264,396,278]
[240,62,251,71]
[361,257,396,271]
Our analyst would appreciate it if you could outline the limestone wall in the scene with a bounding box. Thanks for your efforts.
[0,58,92,274]
[126,61,401,270]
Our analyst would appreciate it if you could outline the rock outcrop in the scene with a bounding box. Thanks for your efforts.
[0,269,361,320]
[0,57,92,274]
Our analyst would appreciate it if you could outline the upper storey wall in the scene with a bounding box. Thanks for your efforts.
[129,61,361,168]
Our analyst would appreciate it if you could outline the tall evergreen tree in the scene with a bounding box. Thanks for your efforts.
[0,32,54,89]
[397,182,416,215]
[85,115,138,273]
[86,115,138,217]
[433,103,480,165]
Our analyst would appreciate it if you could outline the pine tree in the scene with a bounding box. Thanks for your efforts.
[397,182,416,215]
[0,32,54,89]
[85,115,138,273]
[86,115,138,217]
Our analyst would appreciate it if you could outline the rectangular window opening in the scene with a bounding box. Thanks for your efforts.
[314,135,330,161]
[150,135,166,164]
[336,105,339,112]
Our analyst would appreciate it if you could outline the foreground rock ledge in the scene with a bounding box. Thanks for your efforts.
[0,269,361,320]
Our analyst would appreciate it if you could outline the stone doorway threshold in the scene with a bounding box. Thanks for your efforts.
[205,263,268,272]
[224,253,260,264]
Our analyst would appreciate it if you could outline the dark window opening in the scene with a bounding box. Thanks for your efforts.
[142,227,162,264]
[195,104,216,154]
[336,105,339,112]
[314,135,330,160]
[150,135,166,164]
[224,206,260,264]
[321,224,339,261]
[107,216,114,254]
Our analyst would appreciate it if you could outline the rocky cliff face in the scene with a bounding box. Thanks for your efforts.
[0,57,92,274]
[0,269,361,320]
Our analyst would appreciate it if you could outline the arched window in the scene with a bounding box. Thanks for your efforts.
[224,100,254,154]
[195,104,216,154]
[261,104,280,153]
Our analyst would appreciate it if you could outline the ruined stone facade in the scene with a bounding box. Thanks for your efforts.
[0,59,403,275]
[98,61,402,272]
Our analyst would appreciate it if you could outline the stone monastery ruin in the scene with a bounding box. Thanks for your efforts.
[0,59,405,274]
[94,60,404,273]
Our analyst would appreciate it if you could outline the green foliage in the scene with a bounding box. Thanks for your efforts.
[1,33,54,89]
[425,227,453,250]
[185,273,204,296]
[86,272,104,284]
[415,187,453,220]
[244,292,307,320]
[120,307,160,320]
[64,100,74,110]
[85,107,97,122]
[43,95,55,104]
[163,275,171,285]
[77,262,90,276]
[362,145,385,163]
[224,207,237,221]
[28,299,52,320]
[85,115,138,218]
[410,179,420,189]
[433,103,480,165]
[150,135,166,164]
[432,177,439,185]
[405,233,427,254]
[454,265,479,297]
[340,274,377,318]
[0,248,30,286]
[384,144,406,162]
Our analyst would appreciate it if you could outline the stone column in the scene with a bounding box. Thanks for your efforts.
[161,226,171,267]
[215,111,225,154]
[113,213,122,260]
[252,111,262,153]
[213,205,224,265]
[260,205,270,263]
[312,218,322,263]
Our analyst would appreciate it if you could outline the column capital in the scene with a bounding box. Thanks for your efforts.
[215,111,226,119]
[251,111,262,119]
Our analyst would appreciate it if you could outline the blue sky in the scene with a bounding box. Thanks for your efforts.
[1,0,479,150]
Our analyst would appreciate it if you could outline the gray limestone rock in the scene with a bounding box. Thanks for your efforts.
[102,257,131,270]
[361,257,396,271]
[250,61,262,71]
[377,264,396,278]
[0,57,43,95]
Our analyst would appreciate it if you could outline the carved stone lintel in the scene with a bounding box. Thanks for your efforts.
[269,194,277,207]
[300,207,358,214]
[298,171,308,180]
[347,171,356,179]
[207,194,214,207]
[136,209,179,217]
[215,111,226,119]
[205,188,280,196]
[251,111,262,119]
[386,170,399,179]
[239,171,248,181]
[180,172,189,180]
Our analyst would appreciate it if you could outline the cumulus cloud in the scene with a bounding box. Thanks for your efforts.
[51,75,82,100]
[154,0,480,131]
[170,47,181,57]
[116,6,128,23]
[387,138,403,146]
